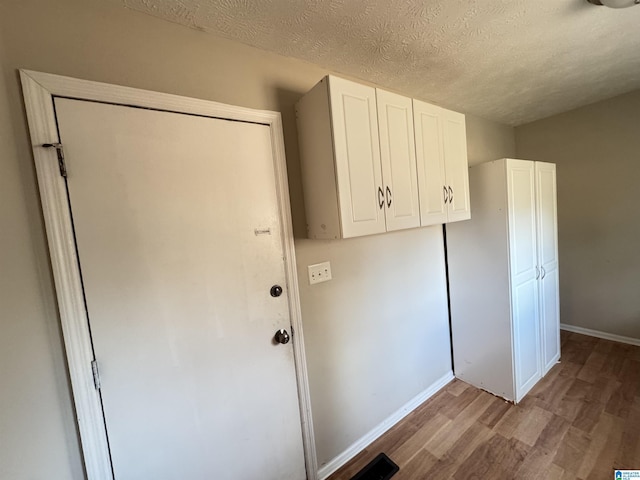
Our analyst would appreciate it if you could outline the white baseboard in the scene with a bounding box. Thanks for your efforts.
[317,371,454,480]
[560,323,640,347]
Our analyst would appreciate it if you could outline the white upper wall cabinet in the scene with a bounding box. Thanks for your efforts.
[296,76,385,239]
[413,100,447,225]
[376,89,421,232]
[442,108,471,223]
[296,77,386,238]
[328,77,386,238]
[296,75,469,239]
[414,100,470,226]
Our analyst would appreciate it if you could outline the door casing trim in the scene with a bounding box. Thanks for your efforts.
[19,69,318,480]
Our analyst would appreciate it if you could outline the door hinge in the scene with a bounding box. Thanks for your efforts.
[91,360,101,390]
[42,143,67,178]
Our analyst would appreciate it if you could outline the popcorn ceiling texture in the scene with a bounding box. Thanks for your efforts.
[118,0,640,125]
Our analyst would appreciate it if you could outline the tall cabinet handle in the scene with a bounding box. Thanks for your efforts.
[443,186,449,204]
[378,187,385,209]
[385,186,392,208]
[449,186,454,203]
[541,266,546,279]
[535,266,540,279]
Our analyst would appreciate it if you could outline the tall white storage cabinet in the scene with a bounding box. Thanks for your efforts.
[446,159,559,403]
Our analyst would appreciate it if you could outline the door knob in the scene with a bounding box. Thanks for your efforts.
[274,329,290,345]
[270,285,283,297]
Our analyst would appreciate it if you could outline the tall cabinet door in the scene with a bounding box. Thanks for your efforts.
[507,159,542,402]
[413,100,447,226]
[376,89,420,231]
[442,109,471,223]
[328,76,386,238]
[535,162,560,374]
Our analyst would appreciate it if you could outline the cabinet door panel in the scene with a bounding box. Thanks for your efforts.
[540,265,560,373]
[376,90,420,231]
[512,278,541,401]
[536,163,559,271]
[442,110,470,223]
[508,161,538,282]
[329,77,386,238]
[536,162,559,373]
[507,160,541,401]
[414,100,447,226]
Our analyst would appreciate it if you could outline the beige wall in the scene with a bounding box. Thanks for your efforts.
[516,90,640,340]
[0,0,516,477]
[466,114,516,167]
[0,28,86,480]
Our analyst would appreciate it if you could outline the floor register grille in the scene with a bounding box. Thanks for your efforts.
[349,453,399,480]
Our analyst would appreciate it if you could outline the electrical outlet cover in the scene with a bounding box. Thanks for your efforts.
[308,261,332,285]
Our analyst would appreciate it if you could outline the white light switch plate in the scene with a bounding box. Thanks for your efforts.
[308,261,332,285]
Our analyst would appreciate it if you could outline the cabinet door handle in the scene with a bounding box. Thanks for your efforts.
[449,186,454,203]
[378,187,385,209]
[535,266,540,280]
[386,186,392,208]
[443,186,449,204]
[541,266,546,279]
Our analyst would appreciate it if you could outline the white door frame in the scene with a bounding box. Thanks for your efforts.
[20,69,318,480]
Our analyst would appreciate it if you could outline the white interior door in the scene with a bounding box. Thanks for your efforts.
[535,162,560,374]
[376,89,420,231]
[507,160,541,402]
[54,97,306,480]
[328,76,386,238]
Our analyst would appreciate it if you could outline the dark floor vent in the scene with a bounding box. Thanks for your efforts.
[349,453,399,480]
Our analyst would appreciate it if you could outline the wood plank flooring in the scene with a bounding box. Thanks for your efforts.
[327,331,640,480]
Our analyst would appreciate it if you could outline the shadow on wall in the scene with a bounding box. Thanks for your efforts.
[274,86,312,240]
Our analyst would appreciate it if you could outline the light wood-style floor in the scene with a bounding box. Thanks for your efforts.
[328,331,640,480]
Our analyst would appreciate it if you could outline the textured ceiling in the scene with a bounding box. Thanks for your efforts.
[116,0,640,125]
